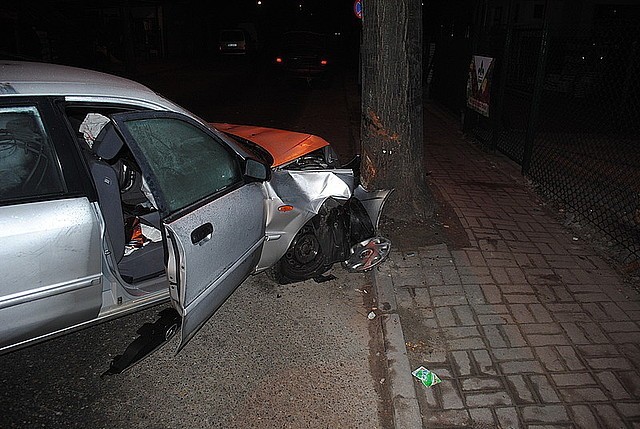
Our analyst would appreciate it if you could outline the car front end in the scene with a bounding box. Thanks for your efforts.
[213,123,392,283]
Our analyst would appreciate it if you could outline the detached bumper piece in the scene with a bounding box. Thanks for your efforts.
[343,236,391,272]
[317,197,391,274]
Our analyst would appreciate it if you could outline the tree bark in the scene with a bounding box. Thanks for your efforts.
[360,0,434,221]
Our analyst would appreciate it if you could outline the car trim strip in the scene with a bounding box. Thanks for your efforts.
[0,275,102,310]
[64,96,165,111]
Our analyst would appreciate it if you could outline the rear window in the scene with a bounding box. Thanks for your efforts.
[283,32,327,48]
[0,106,66,203]
[220,30,244,42]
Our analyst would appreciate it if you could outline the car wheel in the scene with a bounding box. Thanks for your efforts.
[269,224,326,284]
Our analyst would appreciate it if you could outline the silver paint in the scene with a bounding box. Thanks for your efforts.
[0,197,102,349]
[164,182,267,348]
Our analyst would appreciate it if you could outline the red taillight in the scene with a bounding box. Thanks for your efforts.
[276,57,283,63]
[320,59,328,65]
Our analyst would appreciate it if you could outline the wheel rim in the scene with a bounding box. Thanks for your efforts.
[291,233,320,265]
[281,226,325,280]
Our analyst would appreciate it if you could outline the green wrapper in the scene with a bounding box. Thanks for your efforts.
[412,366,442,388]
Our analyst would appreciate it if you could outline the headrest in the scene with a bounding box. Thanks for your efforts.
[93,122,124,161]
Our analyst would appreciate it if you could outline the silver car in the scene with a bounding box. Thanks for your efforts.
[0,61,390,373]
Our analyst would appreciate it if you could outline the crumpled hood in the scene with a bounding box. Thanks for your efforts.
[212,123,329,167]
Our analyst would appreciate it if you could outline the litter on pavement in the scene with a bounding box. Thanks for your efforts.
[412,366,442,388]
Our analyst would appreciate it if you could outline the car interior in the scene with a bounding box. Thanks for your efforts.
[65,105,167,288]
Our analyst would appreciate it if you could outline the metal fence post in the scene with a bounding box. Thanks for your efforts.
[492,0,514,152]
[522,0,551,174]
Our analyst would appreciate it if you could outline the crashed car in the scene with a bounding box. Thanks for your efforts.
[0,61,390,372]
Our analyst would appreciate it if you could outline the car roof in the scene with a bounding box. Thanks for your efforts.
[0,61,177,109]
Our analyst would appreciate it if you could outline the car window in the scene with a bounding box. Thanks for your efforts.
[0,106,66,203]
[120,117,242,214]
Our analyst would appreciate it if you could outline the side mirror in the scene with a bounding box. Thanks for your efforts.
[244,158,270,182]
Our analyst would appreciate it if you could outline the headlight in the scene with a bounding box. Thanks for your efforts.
[282,145,341,170]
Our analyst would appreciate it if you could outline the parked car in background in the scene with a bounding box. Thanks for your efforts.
[0,61,390,373]
[274,31,331,84]
[218,29,248,54]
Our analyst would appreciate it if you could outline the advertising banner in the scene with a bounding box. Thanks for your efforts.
[467,55,494,117]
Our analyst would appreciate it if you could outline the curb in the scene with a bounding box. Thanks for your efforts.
[372,267,423,428]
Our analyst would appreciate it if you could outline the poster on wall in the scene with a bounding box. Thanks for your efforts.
[467,55,494,117]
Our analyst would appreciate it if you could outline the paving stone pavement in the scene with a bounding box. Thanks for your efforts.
[377,104,640,428]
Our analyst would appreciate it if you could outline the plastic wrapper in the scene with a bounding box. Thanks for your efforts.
[412,366,442,388]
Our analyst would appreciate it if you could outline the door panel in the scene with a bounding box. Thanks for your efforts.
[0,198,102,352]
[165,183,266,348]
[0,102,102,354]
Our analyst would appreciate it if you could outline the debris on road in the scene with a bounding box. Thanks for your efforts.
[367,311,376,320]
[313,273,337,283]
[405,340,428,352]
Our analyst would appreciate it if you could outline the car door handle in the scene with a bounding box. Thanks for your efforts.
[191,222,213,245]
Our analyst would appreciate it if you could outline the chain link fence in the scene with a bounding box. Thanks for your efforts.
[463,21,640,265]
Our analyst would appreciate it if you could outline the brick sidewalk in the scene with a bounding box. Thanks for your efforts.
[379,103,640,428]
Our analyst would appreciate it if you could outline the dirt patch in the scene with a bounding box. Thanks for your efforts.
[379,215,441,252]
[397,307,446,357]
[379,179,470,252]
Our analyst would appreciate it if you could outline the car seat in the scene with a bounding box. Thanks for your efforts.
[89,123,165,284]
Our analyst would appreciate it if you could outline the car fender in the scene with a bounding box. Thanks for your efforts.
[255,169,392,272]
[255,169,351,271]
[353,186,393,231]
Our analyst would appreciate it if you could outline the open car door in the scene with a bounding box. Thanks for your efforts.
[109,111,267,351]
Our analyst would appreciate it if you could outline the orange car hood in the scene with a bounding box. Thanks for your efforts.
[212,122,329,167]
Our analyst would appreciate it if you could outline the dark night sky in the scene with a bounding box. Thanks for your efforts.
[1,0,365,63]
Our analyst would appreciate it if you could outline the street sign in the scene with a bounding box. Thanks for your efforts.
[354,0,362,19]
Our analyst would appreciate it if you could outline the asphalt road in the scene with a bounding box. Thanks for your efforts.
[0,273,383,428]
[0,56,388,428]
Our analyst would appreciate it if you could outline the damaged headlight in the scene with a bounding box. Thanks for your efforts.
[282,145,340,171]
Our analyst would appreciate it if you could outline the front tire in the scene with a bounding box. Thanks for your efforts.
[268,224,326,284]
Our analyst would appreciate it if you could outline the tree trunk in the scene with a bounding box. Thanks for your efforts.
[360,0,434,221]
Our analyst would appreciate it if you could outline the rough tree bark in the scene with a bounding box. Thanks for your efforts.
[360,0,434,221]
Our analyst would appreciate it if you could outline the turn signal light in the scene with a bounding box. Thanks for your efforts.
[278,205,294,212]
